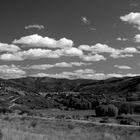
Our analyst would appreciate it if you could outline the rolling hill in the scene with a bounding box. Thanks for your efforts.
[8,76,140,94]
[0,76,140,111]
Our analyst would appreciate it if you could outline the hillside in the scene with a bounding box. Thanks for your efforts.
[0,76,140,111]
[8,76,140,95]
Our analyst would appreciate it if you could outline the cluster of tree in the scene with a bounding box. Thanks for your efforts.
[55,95,99,110]
[118,103,133,114]
[47,92,140,115]
[95,104,118,117]
[95,103,135,117]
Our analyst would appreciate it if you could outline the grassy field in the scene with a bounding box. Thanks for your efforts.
[0,113,139,140]
[34,109,95,117]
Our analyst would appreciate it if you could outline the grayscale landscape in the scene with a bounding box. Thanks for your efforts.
[0,0,140,140]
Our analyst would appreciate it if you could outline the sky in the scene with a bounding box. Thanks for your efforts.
[0,0,140,79]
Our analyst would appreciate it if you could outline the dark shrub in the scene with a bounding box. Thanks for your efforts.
[0,108,12,114]
[68,124,75,129]
[118,103,133,115]
[30,120,37,128]
[107,104,118,117]
[133,104,140,113]
[119,117,136,125]
[95,105,108,117]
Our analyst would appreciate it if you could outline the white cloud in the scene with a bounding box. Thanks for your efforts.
[110,53,133,59]
[0,64,26,79]
[81,17,90,25]
[24,24,44,30]
[0,48,62,61]
[74,69,95,74]
[120,12,140,30]
[0,53,23,61]
[70,62,92,66]
[114,65,132,69]
[122,47,137,53]
[25,64,53,70]
[117,37,128,41]
[55,62,72,67]
[0,35,137,61]
[79,43,116,53]
[0,43,20,52]
[56,62,91,67]
[62,47,83,56]
[79,43,138,54]
[24,62,91,70]
[79,43,138,58]
[13,34,74,48]
[134,34,140,42]
[0,47,84,61]
[81,54,106,61]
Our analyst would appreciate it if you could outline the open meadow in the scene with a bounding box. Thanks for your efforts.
[0,111,139,140]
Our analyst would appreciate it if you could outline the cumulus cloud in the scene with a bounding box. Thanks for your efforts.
[120,12,140,30]
[0,47,84,61]
[56,62,92,67]
[74,69,95,74]
[122,47,138,53]
[0,43,20,52]
[0,45,105,61]
[0,49,62,61]
[24,24,44,30]
[134,34,140,42]
[62,47,83,56]
[81,54,106,61]
[26,62,72,70]
[79,43,116,53]
[25,64,53,70]
[0,35,137,62]
[0,64,26,79]
[117,37,128,41]
[0,53,23,61]
[110,53,133,59]
[24,62,91,70]
[79,43,138,58]
[114,65,132,69]
[13,34,74,48]
[70,62,92,66]
[79,43,137,54]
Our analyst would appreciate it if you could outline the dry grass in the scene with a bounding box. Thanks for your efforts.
[0,115,139,140]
